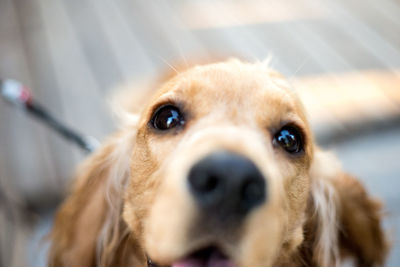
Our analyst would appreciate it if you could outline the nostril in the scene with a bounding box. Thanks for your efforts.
[241,178,265,210]
[203,175,219,193]
[189,173,219,194]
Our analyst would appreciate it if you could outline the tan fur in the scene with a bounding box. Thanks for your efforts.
[49,59,388,267]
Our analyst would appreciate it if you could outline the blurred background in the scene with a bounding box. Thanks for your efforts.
[1,0,399,266]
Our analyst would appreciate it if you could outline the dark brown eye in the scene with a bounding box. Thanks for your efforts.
[151,105,184,130]
[274,126,303,154]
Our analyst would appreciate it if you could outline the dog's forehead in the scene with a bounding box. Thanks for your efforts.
[153,61,303,119]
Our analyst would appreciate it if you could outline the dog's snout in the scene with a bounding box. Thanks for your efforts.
[188,151,266,219]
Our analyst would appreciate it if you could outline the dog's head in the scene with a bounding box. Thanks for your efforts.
[122,59,314,266]
[49,59,387,267]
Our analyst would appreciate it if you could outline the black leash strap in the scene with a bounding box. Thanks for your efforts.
[0,79,99,153]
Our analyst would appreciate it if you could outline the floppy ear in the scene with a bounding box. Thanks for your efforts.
[304,150,388,267]
[48,128,146,267]
[333,172,388,266]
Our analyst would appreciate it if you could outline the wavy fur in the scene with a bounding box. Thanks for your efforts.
[49,60,387,267]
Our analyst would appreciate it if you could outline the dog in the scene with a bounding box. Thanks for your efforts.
[49,59,387,267]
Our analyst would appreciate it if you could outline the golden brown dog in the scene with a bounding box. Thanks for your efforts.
[49,59,387,267]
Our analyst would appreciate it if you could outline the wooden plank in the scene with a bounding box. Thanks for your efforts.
[191,24,293,75]
[178,0,342,76]
[0,0,56,205]
[0,1,52,266]
[37,0,114,142]
[115,0,210,70]
[175,0,340,76]
[114,0,182,66]
[176,0,326,30]
[88,0,156,82]
[266,3,354,73]
[146,0,208,57]
[294,70,400,144]
[13,0,80,198]
[376,0,400,27]
[62,0,124,92]
[324,0,400,72]
[171,0,293,74]
[257,0,394,74]
[298,19,388,71]
[335,0,400,49]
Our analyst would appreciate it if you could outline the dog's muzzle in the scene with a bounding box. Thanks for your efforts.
[188,150,267,222]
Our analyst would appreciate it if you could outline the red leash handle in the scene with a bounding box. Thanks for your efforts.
[0,79,32,107]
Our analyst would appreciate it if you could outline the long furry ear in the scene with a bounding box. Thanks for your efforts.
[333,172,388,266]
[305,150,388,267]
[48,127,145,267]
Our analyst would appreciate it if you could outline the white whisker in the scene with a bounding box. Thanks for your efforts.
[289,57,309,83]
[156,54,179,75]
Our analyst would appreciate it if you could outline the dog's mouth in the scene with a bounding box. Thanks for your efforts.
[149,245,234,267]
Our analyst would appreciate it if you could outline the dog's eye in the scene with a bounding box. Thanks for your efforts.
[151,105,184,130]
[273,126,303,154]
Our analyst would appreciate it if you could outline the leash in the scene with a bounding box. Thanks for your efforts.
[2,79,166,267]
[0,79,99,153]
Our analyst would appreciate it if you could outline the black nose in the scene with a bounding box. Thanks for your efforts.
[188,151,267,220]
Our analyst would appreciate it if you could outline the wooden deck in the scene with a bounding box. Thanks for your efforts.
[1,0,400,266]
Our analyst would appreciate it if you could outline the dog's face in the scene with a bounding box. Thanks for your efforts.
[123,60,314,267]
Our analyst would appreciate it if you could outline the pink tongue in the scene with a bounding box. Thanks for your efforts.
[172,250,234,267]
